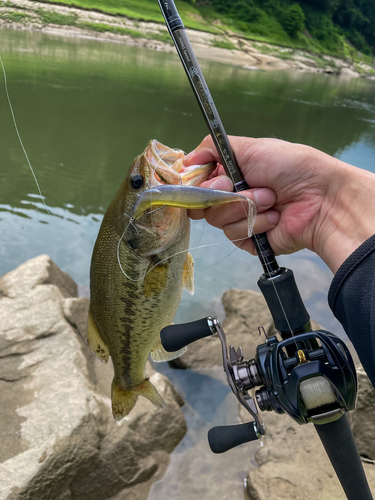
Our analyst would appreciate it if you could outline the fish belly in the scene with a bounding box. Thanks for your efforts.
[89,221,188,419]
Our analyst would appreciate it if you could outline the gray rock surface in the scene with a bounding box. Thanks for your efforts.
[0,254,78,299]
[350,366,375,460]
[241,406,375,499]
[240,371,375,499]
[0,256,187,500]
[172,288,321,369]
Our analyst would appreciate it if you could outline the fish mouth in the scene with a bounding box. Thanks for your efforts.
[145,140,215,188]
[131,140,217,256]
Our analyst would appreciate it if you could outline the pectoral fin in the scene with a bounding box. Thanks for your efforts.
[87,308,109,363]
[183,252,194,295]
[151,339,187,362]
[143,259,169,297]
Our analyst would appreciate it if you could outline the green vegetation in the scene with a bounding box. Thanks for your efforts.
[280,4,305,38]
[203,0,375,56]
[79,20,135,34]
[36,9,78,25]
[1,0,374,63]
[80,21,172,43]
[212,39,237,50]
[0,10,32,22]
[35,0,221,33]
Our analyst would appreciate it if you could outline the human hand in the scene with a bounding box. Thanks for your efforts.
[185,136,375,273]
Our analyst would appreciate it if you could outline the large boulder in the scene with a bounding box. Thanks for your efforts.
[0,254,78,299]
[0,256,186,500]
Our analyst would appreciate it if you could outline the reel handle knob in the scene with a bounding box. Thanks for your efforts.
[160,317,214,352]
[208,422,261,454]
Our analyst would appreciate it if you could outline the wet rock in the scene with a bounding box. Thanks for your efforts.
[0,256,186,500]
[350,366,375,460]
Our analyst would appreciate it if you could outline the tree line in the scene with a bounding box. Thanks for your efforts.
[189,0,375,55]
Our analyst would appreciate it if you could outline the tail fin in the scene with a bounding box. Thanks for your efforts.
[111,378,165,420]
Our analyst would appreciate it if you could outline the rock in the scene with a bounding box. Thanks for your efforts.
[0,256,187,500]
[350,366,375,460]
[63,297,90,339]
[243,65,260,71]
[0,254,77,299]
[339,66,360,79]
[240,368,375,499]
[171,288,322,369]
[241,407,375,499]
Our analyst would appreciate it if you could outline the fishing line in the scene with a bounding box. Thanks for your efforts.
[0,54,75,254]
[0,55,48,213]
[192,218,206,255]
[116,214,141,280]
[117,213,250,283]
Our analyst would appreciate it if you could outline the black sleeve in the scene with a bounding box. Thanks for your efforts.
[328,234,375,388]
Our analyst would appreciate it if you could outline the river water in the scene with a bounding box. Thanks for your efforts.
[1,27,375,500]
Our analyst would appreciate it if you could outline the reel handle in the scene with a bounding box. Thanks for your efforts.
[208,422,261,453]
[160,317,214,352]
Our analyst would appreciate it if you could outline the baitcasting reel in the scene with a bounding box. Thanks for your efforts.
[160,317,357,454]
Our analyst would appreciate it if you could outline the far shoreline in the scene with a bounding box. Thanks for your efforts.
[1,0,375,79]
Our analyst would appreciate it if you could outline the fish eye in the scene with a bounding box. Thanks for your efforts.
[130,174,144,190]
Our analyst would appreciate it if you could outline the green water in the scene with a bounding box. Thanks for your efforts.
[1,27,375,332]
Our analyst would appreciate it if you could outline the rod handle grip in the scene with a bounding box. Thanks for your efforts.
[160,317,214,352]
[208,422,261,454]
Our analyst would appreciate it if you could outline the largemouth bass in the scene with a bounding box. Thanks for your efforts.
[88,140,255,420]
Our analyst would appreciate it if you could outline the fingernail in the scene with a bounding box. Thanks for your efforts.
[253,189,275,208]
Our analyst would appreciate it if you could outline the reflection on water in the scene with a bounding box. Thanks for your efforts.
[1,27,375,499]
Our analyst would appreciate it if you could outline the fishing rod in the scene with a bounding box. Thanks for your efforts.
[156,1,373,499]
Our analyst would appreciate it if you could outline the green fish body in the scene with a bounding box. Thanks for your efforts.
[88,140,255,419]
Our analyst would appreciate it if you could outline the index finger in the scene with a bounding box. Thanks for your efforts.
[184,135,258,171]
